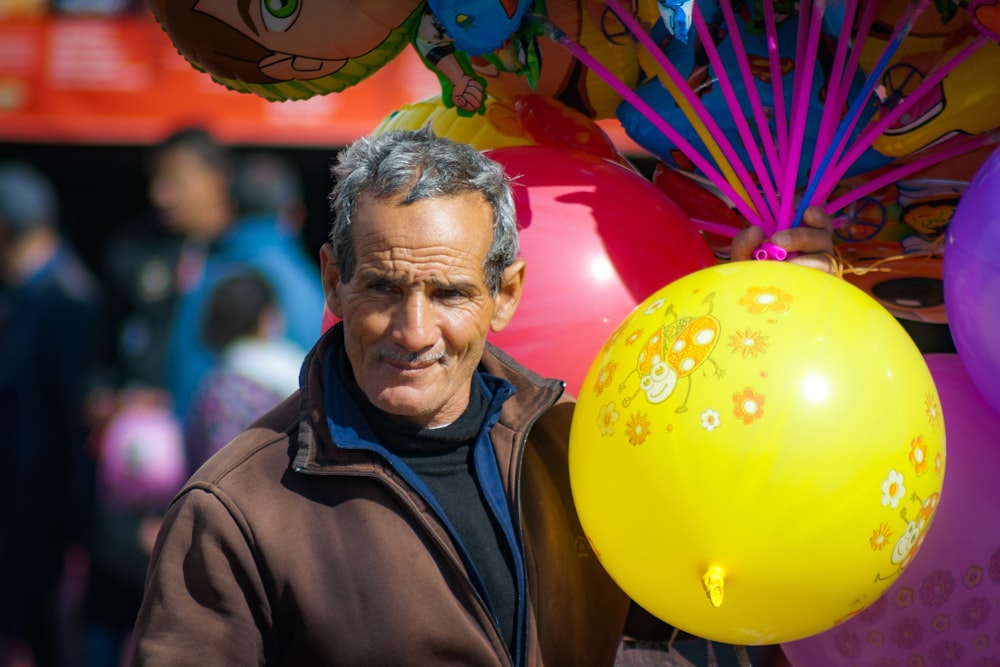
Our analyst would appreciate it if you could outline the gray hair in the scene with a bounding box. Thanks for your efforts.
[328,127,518,294]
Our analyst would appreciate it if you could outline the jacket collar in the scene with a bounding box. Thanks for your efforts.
[292,324,565,474]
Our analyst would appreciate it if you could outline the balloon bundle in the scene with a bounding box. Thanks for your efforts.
[540,0,1000,238]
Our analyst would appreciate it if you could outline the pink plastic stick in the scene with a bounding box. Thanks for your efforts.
[691,6,779,222]
[808,0,858,179]
[550,26,766,227]
[718,1,783,193]
[603,0,769,226]
[690,218,743,238]
[821,0,878,170]
[807,0,928,206]
[814,33,990,204]
[778,0,825,229]
[754,241,789,261]
[764,1,789,161]
[824,130,1000,214]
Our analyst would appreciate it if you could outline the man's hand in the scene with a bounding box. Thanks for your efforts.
[731,206,836,273]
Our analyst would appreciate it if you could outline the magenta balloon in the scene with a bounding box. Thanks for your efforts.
[781,354,1000,667]
[98,405,188,511]
[483,146,716,396]
[944,145,1000,417]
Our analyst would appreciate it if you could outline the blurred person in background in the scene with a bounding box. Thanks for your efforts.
[184,267,307,473]
[0,160,108,667]
[81,126,237,667]
[163,150,324,421]
[92,126,236,409]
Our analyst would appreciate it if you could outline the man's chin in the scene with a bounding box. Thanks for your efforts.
[370,389,433,425]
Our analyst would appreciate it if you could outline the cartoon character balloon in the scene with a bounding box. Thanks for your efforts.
[618,0,891,190]
[862,0,1000,158]
[149,0,654,119]
[147,0,425,101]
[569,260,945,645]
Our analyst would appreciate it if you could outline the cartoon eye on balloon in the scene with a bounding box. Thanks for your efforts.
[148,0,425,100]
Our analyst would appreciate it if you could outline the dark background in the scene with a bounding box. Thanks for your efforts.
[0,141,342,273]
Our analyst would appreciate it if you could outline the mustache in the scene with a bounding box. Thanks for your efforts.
[380,349,445,365]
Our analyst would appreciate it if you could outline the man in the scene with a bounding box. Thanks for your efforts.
[0,160,108,667]
[130,128,834,666]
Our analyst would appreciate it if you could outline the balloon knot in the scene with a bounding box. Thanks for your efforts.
[702,565,725,608]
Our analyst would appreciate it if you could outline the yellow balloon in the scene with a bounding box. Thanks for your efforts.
[569,260,946,646]
[373,95,535,151]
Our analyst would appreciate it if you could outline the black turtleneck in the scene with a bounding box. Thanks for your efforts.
[334,345,517,653]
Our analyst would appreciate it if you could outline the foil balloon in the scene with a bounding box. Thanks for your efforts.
[569,260,945,645]
[782,354,1000,667]
[147,1,424,101]
[374,93,623,162]
[970,0,1000,42]
[150,0,649,119]
[863,0,1000,158]
[414,0,650,119]
[618,1,891,191]
[484,145,715,397]
[944,144,1000,417]
[425,0,533,55]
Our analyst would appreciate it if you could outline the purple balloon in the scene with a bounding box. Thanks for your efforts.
[944,145,1000,418]
[781,354,1000,667]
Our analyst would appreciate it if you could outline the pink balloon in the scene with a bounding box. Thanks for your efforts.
[781,354,1000,667]
[483,146,716,396]
[97,404,188,511]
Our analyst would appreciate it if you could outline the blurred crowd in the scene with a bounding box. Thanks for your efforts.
[0,127,326,667]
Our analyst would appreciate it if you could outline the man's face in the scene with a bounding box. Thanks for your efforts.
[148,148,229,237]
[321,192,524,428]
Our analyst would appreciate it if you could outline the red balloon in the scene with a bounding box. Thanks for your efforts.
[484,146,716,396]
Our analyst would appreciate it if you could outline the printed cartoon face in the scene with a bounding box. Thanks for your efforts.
[197,0,420,79]
[427,0,526,54]
[900,194,960,239]
[889,493,939,569]
[150,0,422,89]
[626,303,721,409]
[640,357,678,404]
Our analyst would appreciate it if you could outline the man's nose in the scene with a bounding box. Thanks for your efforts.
[392,292,437,350]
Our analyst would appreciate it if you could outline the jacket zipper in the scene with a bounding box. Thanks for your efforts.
[509,381,565,667]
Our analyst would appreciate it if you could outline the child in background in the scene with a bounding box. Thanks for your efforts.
[184,267,307,472]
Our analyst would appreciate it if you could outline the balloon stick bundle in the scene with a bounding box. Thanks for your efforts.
[541,0,1000,238]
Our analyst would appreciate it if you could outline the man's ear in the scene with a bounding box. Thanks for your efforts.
[490,259,526,333]
[319,243,344,319]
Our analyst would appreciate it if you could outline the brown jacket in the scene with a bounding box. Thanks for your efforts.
[131,330,630,666]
